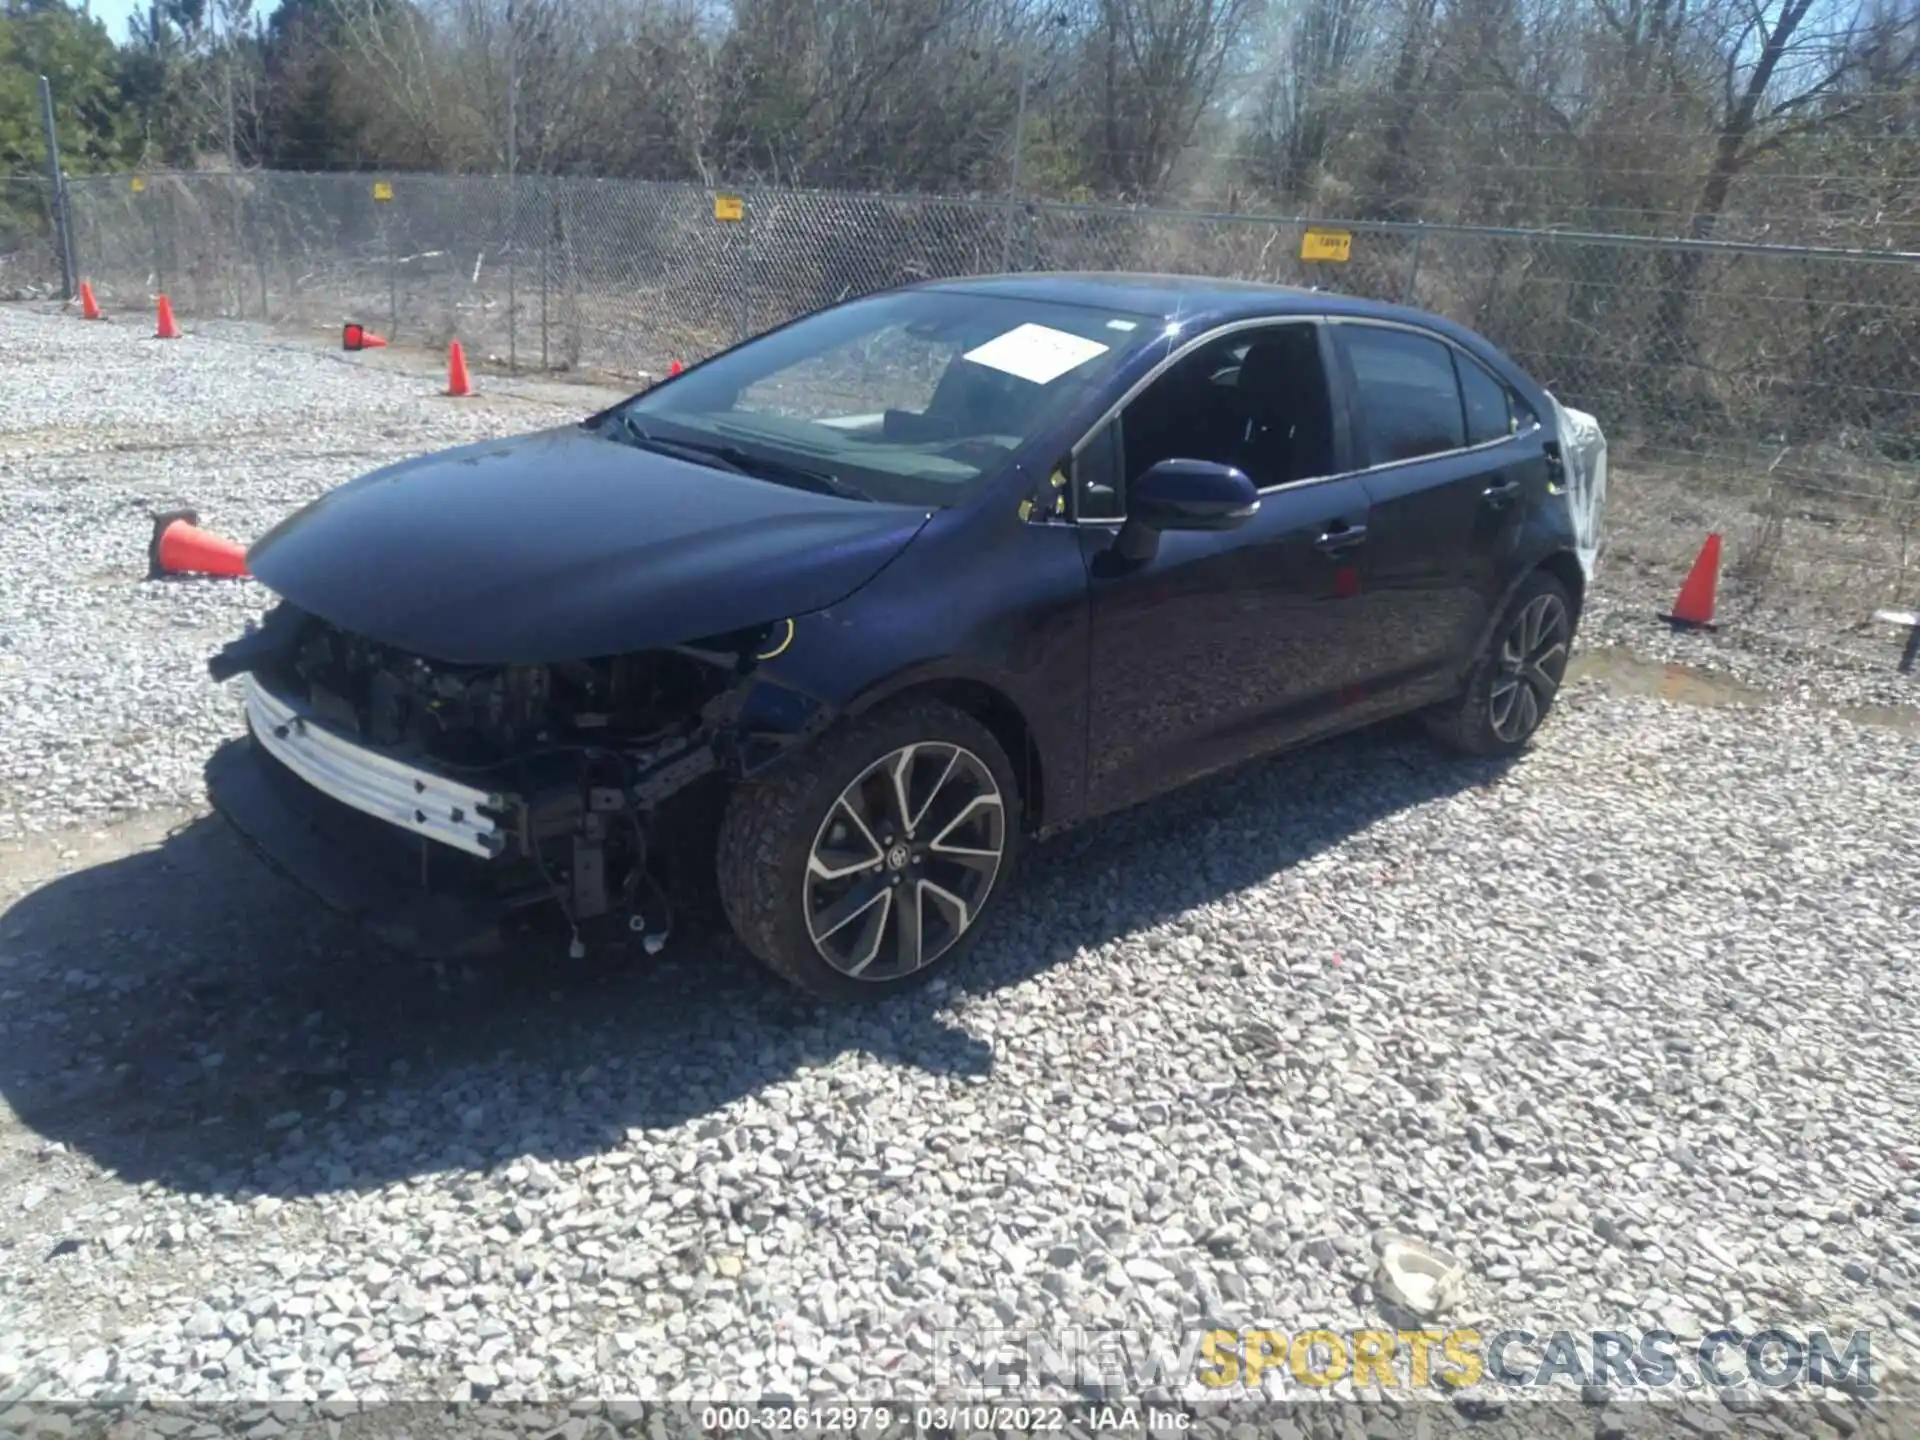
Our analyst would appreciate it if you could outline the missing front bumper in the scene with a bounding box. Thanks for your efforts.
[242,675,512,858]
[204,735,515,959]
[205,644,834,959]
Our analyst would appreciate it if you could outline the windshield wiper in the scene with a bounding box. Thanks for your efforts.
[674,439,871,502]
[625,422,875,503]
[603,415,870,502]
[606,414,748,470]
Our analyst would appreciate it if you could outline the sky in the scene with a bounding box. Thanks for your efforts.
[81,0,285,46]
[80,0,146,44]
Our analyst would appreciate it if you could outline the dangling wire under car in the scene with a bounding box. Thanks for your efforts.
[525,746,676,960]
[594,746,676,957]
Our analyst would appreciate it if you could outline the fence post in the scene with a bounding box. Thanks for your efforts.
[540,181,551,372]
[36,76,77,300]
[565,187,581,370]
[738,193,753,344]
[384,192,397,338]
[1002,198,1038,273]
[256,185,269,320]
[507,175,519,375]
[228,175,244,318]
[1403,226,1424,304]
[145,183,164,298]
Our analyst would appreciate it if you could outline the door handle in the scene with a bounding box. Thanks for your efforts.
[1314,524,1368,554]
[1482,478,1523,505]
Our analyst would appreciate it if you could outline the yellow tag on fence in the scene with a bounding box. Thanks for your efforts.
[130,176,146,193]
[372,181,394,202]
[1300,227,1352,263]
[714,194,744,222]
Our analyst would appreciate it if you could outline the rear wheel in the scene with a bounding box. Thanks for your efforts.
[1425,570,1575,758]
[715,698,1020,1001]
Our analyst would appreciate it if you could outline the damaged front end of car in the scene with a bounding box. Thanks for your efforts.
[202,601,832,961]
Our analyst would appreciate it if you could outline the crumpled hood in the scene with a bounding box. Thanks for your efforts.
[245,424,932,663]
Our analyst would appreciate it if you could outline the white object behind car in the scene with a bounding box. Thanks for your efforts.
[1547,394,1607,582]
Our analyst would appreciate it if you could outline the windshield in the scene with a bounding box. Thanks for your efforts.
[605,290,1159,507]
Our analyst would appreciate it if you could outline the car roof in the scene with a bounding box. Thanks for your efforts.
[912,271,1443,329]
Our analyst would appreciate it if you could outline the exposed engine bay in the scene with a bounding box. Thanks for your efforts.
[287,622,728,764]
[208,600,827,959]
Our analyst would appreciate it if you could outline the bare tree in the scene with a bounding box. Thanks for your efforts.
[166,0,269,166]
[322,0,466,168]
[1076,0,1264,197]
[1647,0,1884,407]
[712,0,1026,188]
[1239,0,1376,203]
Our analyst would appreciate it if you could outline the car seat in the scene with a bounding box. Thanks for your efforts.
[1234,331,1335,486]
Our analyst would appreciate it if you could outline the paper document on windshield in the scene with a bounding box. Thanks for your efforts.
[962,324,1110,385]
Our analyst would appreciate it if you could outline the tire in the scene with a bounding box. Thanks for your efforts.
[1424,569,1577,758]
[715,697,1022,1002]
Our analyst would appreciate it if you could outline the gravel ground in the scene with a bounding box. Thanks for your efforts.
[1,303,1918,1432]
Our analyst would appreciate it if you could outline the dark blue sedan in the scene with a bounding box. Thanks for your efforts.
[203,272,1608,1000]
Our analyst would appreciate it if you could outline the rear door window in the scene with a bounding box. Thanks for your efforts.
[1341,325,1467,466]
[1455,351,1515,446]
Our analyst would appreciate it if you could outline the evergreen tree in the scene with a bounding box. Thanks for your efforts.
[0,0,138,176]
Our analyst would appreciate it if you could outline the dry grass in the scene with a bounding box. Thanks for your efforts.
[1601,449,1920,639]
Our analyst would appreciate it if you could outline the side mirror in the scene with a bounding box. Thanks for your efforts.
[1130,458,1260,532]
[1106,459,1259,568]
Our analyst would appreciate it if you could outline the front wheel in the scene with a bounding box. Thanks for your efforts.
[1425,570,1576,758]
[715,698,1021,1001]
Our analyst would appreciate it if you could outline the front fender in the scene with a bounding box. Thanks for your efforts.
[745,504,1094,829]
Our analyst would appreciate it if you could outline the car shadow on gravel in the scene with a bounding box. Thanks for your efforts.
[0,715,1512,1199]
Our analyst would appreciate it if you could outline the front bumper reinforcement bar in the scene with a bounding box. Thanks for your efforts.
[243,675,512,858]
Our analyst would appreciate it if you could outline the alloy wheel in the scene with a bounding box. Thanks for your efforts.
[803,742,1007,981]
[1489,592,1571,743]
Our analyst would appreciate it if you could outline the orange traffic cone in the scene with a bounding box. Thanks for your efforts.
[1661,533,1721,629]
[80,281,102,321]
[154,294,181,340]
[669,360,683,376]
[343,322,388,351]
[446,339,474,396]
[147,510,249,580]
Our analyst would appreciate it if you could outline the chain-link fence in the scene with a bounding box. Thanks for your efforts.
[0,178,59,300]
[12,169,1920,627]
